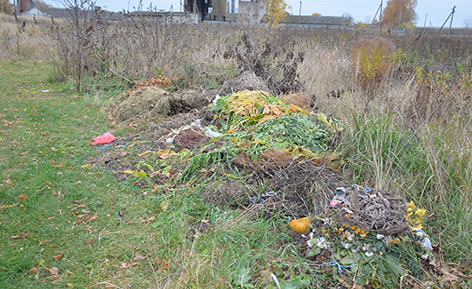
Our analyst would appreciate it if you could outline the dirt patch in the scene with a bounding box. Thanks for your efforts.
[88,146,135,181]
[174,130,209,151]
[258,160,349,217]
[201,180,251,208]
[230,149,348,217]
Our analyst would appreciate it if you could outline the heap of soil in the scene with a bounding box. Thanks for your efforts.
[199,148,349,218]
[113,87,212,127]
[219,71,272,96]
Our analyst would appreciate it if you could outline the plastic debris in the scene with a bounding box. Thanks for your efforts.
[97,143,113,151]
[90,132,116,145]
[212,94,221,107]
[204,128,222,138]
[329,187,346,208]
[320,246,356,273]
[412,228,433,251]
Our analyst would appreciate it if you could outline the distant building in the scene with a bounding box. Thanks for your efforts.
[18,0,33,13]
[211,0,226,21]
[280,15,352,28]
[238,0,265,23]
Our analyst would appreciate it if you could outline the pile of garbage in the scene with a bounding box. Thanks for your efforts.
[290,185,436,288]
[93,85,467,288]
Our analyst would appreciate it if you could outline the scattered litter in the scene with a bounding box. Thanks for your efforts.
[39,90,49,93]
[261,191,277,197]
[247,196,265,203]
[412,228,433,250]
[212,94,221,107]
[96,144,113,151]
[203,128,222,138]
[90,132,116,145]
[329,187,346,208]
[320,246,356,273]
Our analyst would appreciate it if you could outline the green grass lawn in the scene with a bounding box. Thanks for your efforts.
[0,61,185,287]
[0,61,305,288]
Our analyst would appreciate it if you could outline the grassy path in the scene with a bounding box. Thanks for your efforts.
[0,61,156,287]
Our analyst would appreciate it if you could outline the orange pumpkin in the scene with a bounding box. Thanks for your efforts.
[289,217,310,233]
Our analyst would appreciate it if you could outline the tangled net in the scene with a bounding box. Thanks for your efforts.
[342,187,410,235]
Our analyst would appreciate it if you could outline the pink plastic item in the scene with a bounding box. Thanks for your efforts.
[90,132,116,145]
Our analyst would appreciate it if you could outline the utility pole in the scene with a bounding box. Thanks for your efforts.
[372,0,383,28]
[437,6,456,35]
[379,0,382,23]
[449,6,455,35]
[398,5,402,28]
[299,1,301,26]
[423,13,427,29]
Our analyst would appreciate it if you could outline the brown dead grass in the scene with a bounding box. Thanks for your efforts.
[280,91,313,108]
[0,14,56,61]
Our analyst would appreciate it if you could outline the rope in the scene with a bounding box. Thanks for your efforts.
[319,246,356,274]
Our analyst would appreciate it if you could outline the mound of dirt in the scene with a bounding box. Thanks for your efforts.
[113,87,211,127]
[280,91,316,109]
[114,87,172,123]
[219,71,271,96]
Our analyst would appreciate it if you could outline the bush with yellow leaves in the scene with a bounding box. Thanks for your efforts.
[351,37,396,93]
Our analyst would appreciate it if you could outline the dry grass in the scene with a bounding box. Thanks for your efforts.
[0,14,56,61]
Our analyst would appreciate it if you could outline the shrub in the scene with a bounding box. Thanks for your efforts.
[351,37,396,93]
[0,0,13,14]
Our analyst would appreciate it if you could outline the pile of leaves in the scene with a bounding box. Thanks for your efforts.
[123,76,173,97]
[121,90,345,206]
[179,91,344,177]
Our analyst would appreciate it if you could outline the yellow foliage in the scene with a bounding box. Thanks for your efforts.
[312,13,321,16]
[351,37,395,92]
[220,90,306,126]
[0,0,13,13]
[264,0,288,27]
[406,201,426,229]
[382,0,417,28]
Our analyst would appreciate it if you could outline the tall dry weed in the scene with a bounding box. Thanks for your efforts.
[0,14,55,61]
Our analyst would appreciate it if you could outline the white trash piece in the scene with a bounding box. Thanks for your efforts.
[412,228,433,251]
[212,94,221,107]
[190,119,204,130]
[204,128,222,138]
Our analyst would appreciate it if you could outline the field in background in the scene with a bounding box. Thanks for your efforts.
[1,12,472,287]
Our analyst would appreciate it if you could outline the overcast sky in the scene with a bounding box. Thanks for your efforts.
[41,0,471,28]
